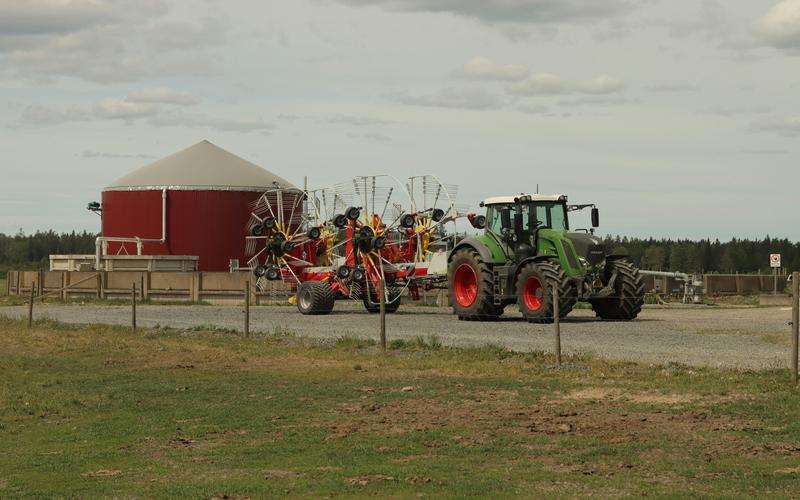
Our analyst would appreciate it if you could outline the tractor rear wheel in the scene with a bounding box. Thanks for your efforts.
[296,281,335,315]
[589,259,645,320]
[516,260,573,323]
[448,247,501,320]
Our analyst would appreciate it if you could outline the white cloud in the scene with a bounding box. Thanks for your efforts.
[750,115,800,136]
[390,88,503,110]
[0,0,119,35]
[94,99,157,119]
[17,96,273,133]
[458,56,529,81]
[80,150,156,159]
[576,74,626,94]
[756,0,800,50]
[646,82,699,92]
[126,87,200,106]
[331,0,633,26]
[0,1,227,83]
[19,103,91,125]
[149,112,275,134]
[509,73,625,95]
[326,114,396,126]
[509,73,567,95]
[347,131,393,143]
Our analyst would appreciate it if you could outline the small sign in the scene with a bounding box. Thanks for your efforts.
[770,254,781,268]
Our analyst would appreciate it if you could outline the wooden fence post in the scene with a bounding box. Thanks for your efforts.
[27,277,35,329]
[792,272,799,385]
[379,277,387,351]
[244,280,250,338]
[132,282,137,333]
[553,283,561,368]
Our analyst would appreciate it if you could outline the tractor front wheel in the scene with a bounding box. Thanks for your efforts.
[516,260,573,323]
[296,281,335,315]
[589,259,645,320]
[448,247,501,320]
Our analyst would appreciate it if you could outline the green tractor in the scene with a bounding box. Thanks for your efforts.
[448,194,644,322]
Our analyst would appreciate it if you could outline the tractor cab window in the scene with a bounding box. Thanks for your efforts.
[486,205,512,237]
[530,202,569,231]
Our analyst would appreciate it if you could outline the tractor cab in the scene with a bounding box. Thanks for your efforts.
[474,195,601,270]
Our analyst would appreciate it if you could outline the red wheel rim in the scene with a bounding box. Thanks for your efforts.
[453,264,478,307]
[523,276,543,311]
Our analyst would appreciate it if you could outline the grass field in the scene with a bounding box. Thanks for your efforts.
[2,317,800,497]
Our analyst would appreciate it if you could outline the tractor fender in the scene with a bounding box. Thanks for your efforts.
[449,237,496,264]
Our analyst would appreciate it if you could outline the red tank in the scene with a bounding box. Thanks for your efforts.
[101,140,295,271]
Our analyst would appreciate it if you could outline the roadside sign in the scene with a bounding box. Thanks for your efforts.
[770,254,781,268]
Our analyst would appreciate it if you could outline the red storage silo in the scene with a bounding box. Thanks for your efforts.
[101,140,296,271]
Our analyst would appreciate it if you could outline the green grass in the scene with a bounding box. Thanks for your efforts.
[2,316,800,497]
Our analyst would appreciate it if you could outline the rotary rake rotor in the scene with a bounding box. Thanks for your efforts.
[243,174,465,315]
[244,186,333,290]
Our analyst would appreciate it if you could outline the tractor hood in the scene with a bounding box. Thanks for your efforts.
[565,232,606,265]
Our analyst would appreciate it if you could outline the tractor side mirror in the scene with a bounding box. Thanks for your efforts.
[591,207,600,228]
[468,213,486,229]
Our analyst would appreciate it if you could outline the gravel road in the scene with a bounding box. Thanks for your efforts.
[2,303,794,370]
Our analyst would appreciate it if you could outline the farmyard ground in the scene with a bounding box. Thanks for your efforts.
[2,316,800,497]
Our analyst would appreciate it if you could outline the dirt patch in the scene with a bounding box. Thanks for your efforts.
[346,474,395,486]
[558,387,748,406]
[81,469,122,478]
[325,391,760,459]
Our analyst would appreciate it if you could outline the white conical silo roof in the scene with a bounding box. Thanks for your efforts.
[104,140,296,191]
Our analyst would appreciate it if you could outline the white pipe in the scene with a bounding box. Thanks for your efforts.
[161,188,167,243]
[639,270,690,281]
[95,188,169,270]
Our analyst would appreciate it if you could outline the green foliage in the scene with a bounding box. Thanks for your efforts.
[0,230,96,272]
[604,236,800,274]
[6,318,800,496]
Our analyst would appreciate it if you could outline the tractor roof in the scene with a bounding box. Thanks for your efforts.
[482,194,566,206]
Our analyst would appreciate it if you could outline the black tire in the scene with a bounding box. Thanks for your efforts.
[589,259,645,321]
[448,247,500,320]
[363,287,401,314]
[515,260,555,323]
[296,281,335,315]
[515,260,575,323]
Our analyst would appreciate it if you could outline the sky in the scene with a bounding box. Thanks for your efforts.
[0,0,798,240]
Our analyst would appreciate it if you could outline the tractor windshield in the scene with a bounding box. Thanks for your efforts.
[531,202,569,231]
[486,201,569,238]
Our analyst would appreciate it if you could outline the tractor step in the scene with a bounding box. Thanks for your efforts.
[493,270,503,305]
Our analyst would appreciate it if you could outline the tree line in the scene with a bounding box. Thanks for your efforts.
[0,231,797,277]
[0,231,97,276]
[603,236,799,274]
